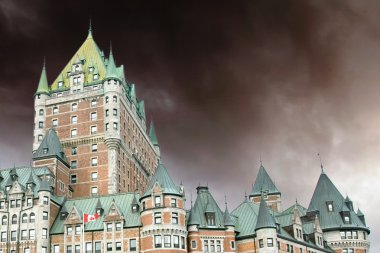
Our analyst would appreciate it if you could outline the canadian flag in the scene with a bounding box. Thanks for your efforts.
[83,213,99,223]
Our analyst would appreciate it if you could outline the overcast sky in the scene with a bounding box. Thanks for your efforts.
[0,0,379,250]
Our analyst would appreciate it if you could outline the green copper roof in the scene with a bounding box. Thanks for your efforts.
[50,30,107,91]
[149,120,159,146]
[276,202,307,227]
[38,180,52,193]
[142,161,180,198]
[308,171,369,232]
[231,199,260,237]
[255,198,276,231]
[32,128,68,164]
[105,49,121,81]
[138,100,146,120]
[50,192,141,234]
[223,205,234,227]
[35,62,50,96]
[250,165,280,196]
[188,186,226,229]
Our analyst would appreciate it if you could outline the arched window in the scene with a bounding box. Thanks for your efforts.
[39,109,44,116]
[72,103,78,112]
[2,215,7,225]
[12,214,17,224]
[105,96,109,103]
[113,96,117,102]
[29,213,35,223]
[22,213,28,223]
[53,107,59,115]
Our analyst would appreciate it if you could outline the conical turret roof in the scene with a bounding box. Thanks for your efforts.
[149,120,159,146]
[35,61,50,96]
[32,128,68,164]
[105,46,121,81]
[224,205,234,227]
[255,198,276,231]
[142,161,180,198]
[250,165,280,196]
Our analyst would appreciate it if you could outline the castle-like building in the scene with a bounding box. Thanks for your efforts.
[0,26,370,253]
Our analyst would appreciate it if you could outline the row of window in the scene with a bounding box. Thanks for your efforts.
[1,228,47,241]
[53,239,137,253]
[149,196,177,208]
[67,223,124,235]
[154,235,185,249]
[259,238,274,248]
[154,212,179,224]
[0,197,47,209]
[1,212,47,225]
[71,157,98,169]
[340,230,363,239]
[203,239,222,252]
[71,144,98,155]
[52,100,98,115]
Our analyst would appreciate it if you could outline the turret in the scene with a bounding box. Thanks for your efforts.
[255,198,278,253]
[139,161,187,252]
[37,179,52,252]
[33,61,50,151]
[250,164,281,212]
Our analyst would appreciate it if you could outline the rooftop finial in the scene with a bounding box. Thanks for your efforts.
[296,198,298,204]
[190,193,193,206]
[260,153,262,166]
[109,40,113,55]
[43,57,46,69]
[224,194,227,207]
[244,191,248,201]
[87,18,93,39]
[318,153,324,173]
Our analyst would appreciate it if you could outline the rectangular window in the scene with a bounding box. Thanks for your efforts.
[95,242,101,253]
[21,230,27,240]
[72,103,78,111]
[52,119,58,127]
[70,175,77,184]
[259,239,264,248]
[326,201,334,212]
[43,196,49,205]
[75,226,81,235]
[173,235,179,248]
[42,228,47,239]
[115,222,122,231]
[107,223,112,232]
[155,196,161,207]
[11,231,16,241]
[113,122,118,130]
[154,212,162,224]
[91,112,97,121]
[346,231,352,239]
[91,187,98,196]
[91,100,97,107]
[1,232,6,242]
[92,157,98,166]
[53,245,60,253]
[113,109,117,116]
[191,240,197,249]
[172,212,178,224]
[340,231,346,239]
[75,245,80,253]
[105,123,109,131]
[67,246,72,253]
[29,229,35,240]
[71,160,77,169]
[38,134,43,141]
[267,238,274,247]
[107,242,112,251]
[231,241,235,249]
[164,235,171,248]
[39,121,44,129]
[91,172,98,181]
[53,107,59,114]
[0,201,4,209]
[91,125,97,134]
[10,200,15,208]
[71,129,77,138]
[130,239,137,251]
[43,211,48,220]
[71,147,77,155]
[155,235,162,248]
[92,143,98,152]
[71,116,77,124]
[85,242,92,253]
[115,242,122,251]
[105,109,109,117]
[181,237,185,249]
[171,198,177,207]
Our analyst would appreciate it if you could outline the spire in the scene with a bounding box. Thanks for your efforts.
[224,196,234,227]
[26,171,36,187]
[255,198,276,231]
[318,153,324,173]
[250,164,280,197]
[32,127,68,164]
[129,83,136,102]
[149,120,159,146]
[87,18,93,39]
[35,59,50,96]
[105,42,120,80]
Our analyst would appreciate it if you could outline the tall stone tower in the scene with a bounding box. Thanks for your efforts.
[32,26,160,198]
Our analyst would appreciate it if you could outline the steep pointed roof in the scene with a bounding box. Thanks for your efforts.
[50,29,107,91]
[138,100,146,119]
[357,208,364,217]
[308,171,369,232]
[149,120,159,146]
[129,83,137,103]
[105,47,121,81]
[188,186,225,228]
[255,198,276,231]
[224,205,234,227]
[35,61,50,96]
[26,171,36,186]
[32,128,68,164]
[250,165,280,196]
[142,161,180,198]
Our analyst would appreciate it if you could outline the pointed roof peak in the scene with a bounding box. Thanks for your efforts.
[149,119,159,146]
[224,204,234,227]
[35,59,50,96]
[32,127,68,163]
[255,198,276,231]
[250,164,280,197]
[105,42,120,81]
[87,18,93,39]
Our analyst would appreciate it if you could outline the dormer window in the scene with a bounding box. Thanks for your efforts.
[154,196,161,207]
[58,81,63,88]
[132,204,139,213]
[6,186,11,192]
[326,201,334,212]
[43,148,48,154]
[89,67,94,73]
[75,65,80,72]
[206,212,215,226]
[262,190,268,199]
[93,74,99,80]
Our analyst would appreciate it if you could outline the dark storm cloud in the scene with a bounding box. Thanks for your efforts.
[0,0,379,249]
